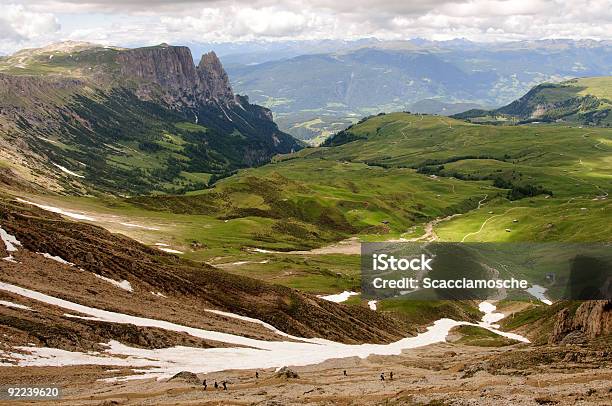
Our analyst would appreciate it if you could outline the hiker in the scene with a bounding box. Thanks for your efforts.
[202,379,207,390]
[380,373,385,381]
[255,371,259,379]
[343,370,347,376]
[214,381,218,389]
[390,372,393,380]
[222,381,227,391]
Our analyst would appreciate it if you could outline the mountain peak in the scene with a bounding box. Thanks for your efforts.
[197,51,234,105]
[31,41,104,53]
[201,50,219,59]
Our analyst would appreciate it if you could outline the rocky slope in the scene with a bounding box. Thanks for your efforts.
[0,193,411,354]
[549,300,612,344]
[1,322,609,405]
[499,300,612,347]
[0,42,302,195]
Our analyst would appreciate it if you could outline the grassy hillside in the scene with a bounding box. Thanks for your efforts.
[1,86,298,195]
[17,112,608,249]
[573,77,612,99]
[0,42,123,77]
[7,111,609,329]
[454,77,612,126]
[13,112,608,295]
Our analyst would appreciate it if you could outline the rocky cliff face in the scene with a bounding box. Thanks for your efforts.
[0,42,302,195]
[117,44,235,109]
[117,44,201,108]
[549,300,612,344]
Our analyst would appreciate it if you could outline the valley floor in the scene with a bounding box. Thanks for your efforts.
[1,112,610,404]
[1,342,610,405]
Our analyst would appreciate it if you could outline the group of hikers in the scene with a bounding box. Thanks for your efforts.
[344,370,394,381]
[201,379,227,391]
[201,371,260,391]
[202,370,395,391]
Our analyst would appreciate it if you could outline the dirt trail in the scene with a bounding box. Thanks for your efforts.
[437,117,453,129]
[403,213,461,243]
[405,194,488,243]
[4,342,610,405]
[278,194,490,255]
[460,206,524,243]
[280,237,363,255]
[576,132,609,198]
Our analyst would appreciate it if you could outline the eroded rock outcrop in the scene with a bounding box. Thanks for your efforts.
[549,300,612,344]
[275,367,299,379]
[168,371,201,384]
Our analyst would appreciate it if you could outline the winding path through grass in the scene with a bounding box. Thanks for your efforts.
[460,207,523,242]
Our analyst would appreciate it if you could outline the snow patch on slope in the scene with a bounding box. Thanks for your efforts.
[0,282,529,381]
[526,285,553,305]
[52,163,84,178]
[478,301,505,328]
[39,253,74,266]
[0,227,21,252]
[16,198,95,221]
[158,247,184,254]
[15,199,158,231]
[205,309,297,340]
[94,275,133,292]
[319,291,358,303]
[0,300,32,311]
[250,248,275,253]
[1,227,21,262]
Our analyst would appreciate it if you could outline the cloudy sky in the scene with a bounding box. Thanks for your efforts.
[1,0,611,54]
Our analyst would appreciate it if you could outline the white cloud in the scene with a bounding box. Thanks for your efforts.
[0,4,59,51]
[160,5,338,41]
[7,5,59,38]
[436,0,551,17]
[0,0,610,53]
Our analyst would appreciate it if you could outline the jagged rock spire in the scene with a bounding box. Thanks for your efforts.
[117,45,235,108]
[197,51,235,105]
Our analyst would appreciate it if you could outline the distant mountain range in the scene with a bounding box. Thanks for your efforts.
[0,42,301,195]
[224,39,611,142]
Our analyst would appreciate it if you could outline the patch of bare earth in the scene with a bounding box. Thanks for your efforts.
[1,342,610,405]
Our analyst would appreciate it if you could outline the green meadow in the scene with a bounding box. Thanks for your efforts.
[16,112,610,327]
